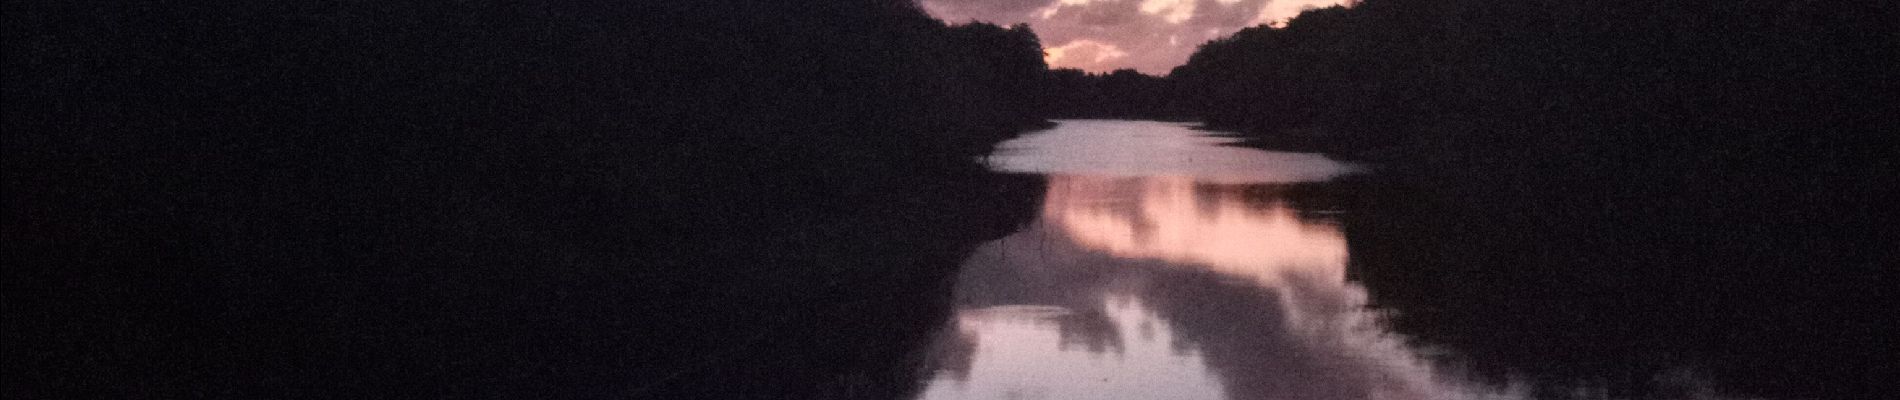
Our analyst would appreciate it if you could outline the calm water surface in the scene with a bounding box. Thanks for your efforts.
[911,120,1518,400]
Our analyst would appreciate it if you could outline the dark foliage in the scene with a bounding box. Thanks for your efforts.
[1171,1,1896,398]
[1176,1,1897,161]
[5,0,1048,398]
[1040,68,1192,120]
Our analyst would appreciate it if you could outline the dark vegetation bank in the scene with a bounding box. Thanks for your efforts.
[7,0,1895,398]
[6,1,1049,398]
[1040,68,1194,120]
[1166,1,1895,398]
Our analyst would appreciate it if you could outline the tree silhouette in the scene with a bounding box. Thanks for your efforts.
[1171,1,1896,397]
[5,1,1053,398]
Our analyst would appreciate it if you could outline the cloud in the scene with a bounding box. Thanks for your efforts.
[1045,39,1130,65]
[1139,0,1196,24]
[920,0,1056,21]
[923,0,1352,74]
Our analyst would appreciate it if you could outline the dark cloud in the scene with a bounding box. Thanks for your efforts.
[922,0,1350,74]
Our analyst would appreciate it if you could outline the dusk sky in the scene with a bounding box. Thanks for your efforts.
[922,0,1354,75]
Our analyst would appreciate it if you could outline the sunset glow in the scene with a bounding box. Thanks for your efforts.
[1045,175,1347,285]
[923,0,1354,73]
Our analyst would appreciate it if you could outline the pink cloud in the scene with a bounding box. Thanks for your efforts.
[923,0,1352,74]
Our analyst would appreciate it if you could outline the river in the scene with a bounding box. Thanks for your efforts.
[899,120,1515,399]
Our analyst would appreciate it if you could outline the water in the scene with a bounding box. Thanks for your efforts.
[911,120,1520,400]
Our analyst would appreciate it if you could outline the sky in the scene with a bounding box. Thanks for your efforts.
[921,0,1353,75]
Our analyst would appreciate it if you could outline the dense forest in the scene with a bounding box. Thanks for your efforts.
[5,1,1050,398]
[1040,68,1192,120]
[1165,1,1895,398]
[1174,1,1896,162]
[8,0,1895,398]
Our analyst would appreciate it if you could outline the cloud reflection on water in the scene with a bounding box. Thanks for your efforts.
[915,121,1520,400]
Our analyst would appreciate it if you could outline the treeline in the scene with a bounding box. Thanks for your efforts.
[1168,1,1894,398]
[1174,1,1895,162]
[1041,68,1193,120]
[5,1,1048,398]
